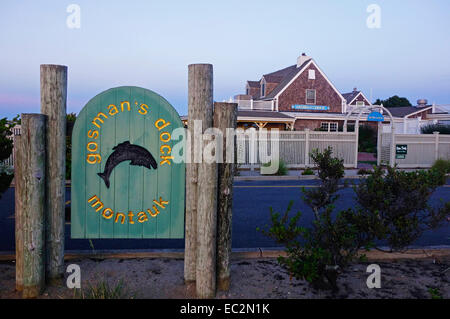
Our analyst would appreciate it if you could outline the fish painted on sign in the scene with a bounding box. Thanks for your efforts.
[97,141,157,188]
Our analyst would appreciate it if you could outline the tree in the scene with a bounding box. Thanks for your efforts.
[0,116,20,198]
[374,95,412,108]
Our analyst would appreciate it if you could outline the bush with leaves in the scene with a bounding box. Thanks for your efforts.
[354,166,450,251]
[259,147,372,291]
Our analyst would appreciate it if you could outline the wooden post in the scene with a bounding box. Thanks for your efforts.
[434,131,440,161]
[185,64,213,284]
[214,102,237,291]
[40,64,67,285]
[14,135,23,292]
[21,114,47,299]
[305,129,310,167]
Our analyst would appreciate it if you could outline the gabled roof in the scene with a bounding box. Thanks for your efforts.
[342,91,361,104]
[262,65,297,83]
[387,106,432,118]
[259,60,312,100]
[246,81,260,88]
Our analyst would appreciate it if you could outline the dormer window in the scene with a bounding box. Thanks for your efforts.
[261,79,266,97]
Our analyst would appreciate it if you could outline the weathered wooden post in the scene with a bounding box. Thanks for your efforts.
[20,114,47,298]
[185,64,213,285]
[14,135,23,292]
[214,102,237,291]
[40,64,67,285]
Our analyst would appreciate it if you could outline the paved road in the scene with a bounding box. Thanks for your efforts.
[0,179,449,252]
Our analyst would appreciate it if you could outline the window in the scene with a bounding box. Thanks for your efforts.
[320,122,338,132]
[306,89,316,104]
[261,82,265,97]
[246,87,249,95]
[356,101,365,106]
[308,69,316,80]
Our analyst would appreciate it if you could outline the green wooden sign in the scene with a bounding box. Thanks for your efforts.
[71,86,185,238]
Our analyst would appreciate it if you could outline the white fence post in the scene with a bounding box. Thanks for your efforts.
[434,131,440,161]
[305,129,310,167]
[250,99,254,110]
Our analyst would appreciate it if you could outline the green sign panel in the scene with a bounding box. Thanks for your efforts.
[396,144,407,159]
[71,86,185,238]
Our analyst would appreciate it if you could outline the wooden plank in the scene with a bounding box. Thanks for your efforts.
[113,87,131,238]
[169,103,185,239]
[40,64,67,285]
[71,107,87,238]
[155,95,173,238]
[99,90,116,238]
[127,87,145,238]
[21,114,46,299]
[84,93,103,238]
[142,89,160,238]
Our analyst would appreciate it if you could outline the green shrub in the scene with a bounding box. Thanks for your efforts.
[301,168,314,175]
[76,279,131,299]
[421,124,450,135]
[354,166,450,251]
[431,159,450,175]
[259,147,371,291]
[357,168,373,175]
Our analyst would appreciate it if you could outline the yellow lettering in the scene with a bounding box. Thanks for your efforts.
[160,156,174,165]
[108,104,119,116]
[155,119,171,131]
[92,112,108,128]
[138,104,149,115]
[160,145,171,155]
[128,211,135,224]
[86,154,101,164]
[88,195,103,212]
[115,212,126,224]
[86,142,98,153]
[120,101,131,112]
[160,132,171,143]
[87,129,99,139]
[147,207,160,218]
[153,197,169,209]
[102,208,114,219]
[137,211,149,223]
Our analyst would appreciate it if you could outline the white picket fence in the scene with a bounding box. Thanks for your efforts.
[394,132,450,168]
[2,125,21,167]
[237,129,358,169]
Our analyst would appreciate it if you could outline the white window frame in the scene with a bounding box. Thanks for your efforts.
[308,69,316,80]
[356,100,365,107]
[320,122,338,132]
[306,89,316,104]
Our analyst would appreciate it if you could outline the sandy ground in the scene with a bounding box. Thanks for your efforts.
[0,256,449,299]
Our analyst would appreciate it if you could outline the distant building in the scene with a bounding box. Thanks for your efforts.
[233,53,373,131]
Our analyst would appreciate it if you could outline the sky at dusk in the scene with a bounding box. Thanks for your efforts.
[0,0,450,119]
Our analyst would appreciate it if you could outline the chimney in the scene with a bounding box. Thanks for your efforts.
[417,99,428,107]
[297,53,310,67]
[353,87,358,93]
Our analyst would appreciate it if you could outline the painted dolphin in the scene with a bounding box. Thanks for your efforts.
[97,141,157,188]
